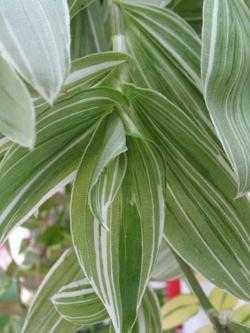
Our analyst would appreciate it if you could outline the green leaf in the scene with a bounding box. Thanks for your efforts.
[0,0,71,102]
[22,249,82,333]
[230,305,250,329]
[202,0,250,196]
[0,56,35,148]
[209,287,237,312]
[69,0,96,18]
[161,294,199,330]
[195,325,214,333]
[65,52,129,91]
[0,87,127,245]
[123,83,250,301]
[71,118,165,331]
[52,278,108,326]
[71,1,108,59]
[151,236,181,282]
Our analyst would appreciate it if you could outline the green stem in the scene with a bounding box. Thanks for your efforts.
[174,253,228,333]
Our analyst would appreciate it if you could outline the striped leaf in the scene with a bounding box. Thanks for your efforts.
[0,56,35,148]
[0,137,11,162]
[65,52,129,91]
[202,0,250,196]
[0,0,71,102]
[69,0,96,18]
[119,1,202,94]
[71,120,165,331]
[71,1,108,59]
[22,249,81,333]
[0,87,127,245]
[52,278,108,326]
[152,236,181,282]
[123,83,250,301]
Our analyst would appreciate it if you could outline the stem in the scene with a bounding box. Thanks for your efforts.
[174,254,228,333]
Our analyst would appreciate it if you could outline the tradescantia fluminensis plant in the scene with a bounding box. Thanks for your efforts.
[0,0,249,332]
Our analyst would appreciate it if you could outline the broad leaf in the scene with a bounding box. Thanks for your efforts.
[161,294,199,330]
[0,0,71,102]
[124,84,250,301]
[71,118,165,331]
[0,56,35,148]
[0,87,127,245]
[202,0,250,195]
[151,236,181,282]
[22,249,81,333]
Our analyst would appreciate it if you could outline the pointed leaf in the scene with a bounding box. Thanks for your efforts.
[202,0,250,195]
[0,56,35,148]
[0,87,127,245]
[22,249,81,333]
[0,0,71,102]
[124,83,250,301]
[71,120,165,331]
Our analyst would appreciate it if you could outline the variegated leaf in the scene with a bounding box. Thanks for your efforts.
[0,87,127,245]
[69,0,96,18]
[52,278,108,326]
[22,249,81,333]
[0,0,71,102]
[71,118,165,332]
[123,83,250,301]
[202,0,250,196]
[0,56,35,148]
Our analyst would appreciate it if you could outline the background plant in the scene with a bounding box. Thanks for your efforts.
[0,0,249,332]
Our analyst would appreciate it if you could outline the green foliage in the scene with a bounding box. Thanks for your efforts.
[0,0,249,332]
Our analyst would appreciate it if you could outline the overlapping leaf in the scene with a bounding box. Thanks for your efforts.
[0,56,35,148]
[69,0,96,18]
[71,116,165,331]
[202,0,250,196]
[0,86,127,245]
[22,249,81,333]
[124,83,250,301]
[0,0,71,102]
[151,236,181,282]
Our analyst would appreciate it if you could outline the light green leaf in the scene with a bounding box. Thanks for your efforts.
[0,87,127,245]
[71,119,165,331]
[230,305,250,329]
[22,249,81,333]
[0,0,71,102]
[151,236,181,282]
[65,52,129,91]
[0,56,35,148]
[202,0,250,196]
[209,287,238,312]
[161,294,199,330]
[123,83,250,301]
[69,0,96,18]
[195,325,214,333]
[52,278,108,326]
[134,0,170,6]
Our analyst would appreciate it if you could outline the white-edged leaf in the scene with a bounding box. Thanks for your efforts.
[161,294,199,330]
[22,249,81,333]
[0,0,71,102]
[52,278,108,326]
[65,52,129,91]
[152,236,181,282]
[0,56,35,148]
[123,83,250,301]
[0,87,127,245]
[202,0,250,196]
[71,119,165,332]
